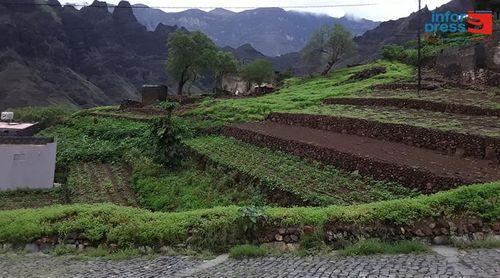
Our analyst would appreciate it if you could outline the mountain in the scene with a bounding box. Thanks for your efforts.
[0,0,188,110]
[131,6,379,57]
[339,0,474,66]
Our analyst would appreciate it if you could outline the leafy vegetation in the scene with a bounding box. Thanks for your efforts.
[66,162,138,207]
[0,182,497,251]
[185,136,418,205]
[297,104,500,138]
[302,24,356,75]
[38,116,149,166]
[453,236,500,249]
[229,244,268,259]
[337,239,430,256]
[131,157,266,211]
[184,61,413,130]
[381,32,488,65]
[147,116,185,169]
[9,106,77,128]
[167,30,236,95]
[0,188,65,210]
[240,59,274,86]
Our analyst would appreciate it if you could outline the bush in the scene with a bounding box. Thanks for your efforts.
[337,239,429,256]
[9,106,77,128]
[229,244,268,259]
[0,182,497,251]
[147,116,185,168]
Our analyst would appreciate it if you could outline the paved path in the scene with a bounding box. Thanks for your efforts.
[0,248,499,278]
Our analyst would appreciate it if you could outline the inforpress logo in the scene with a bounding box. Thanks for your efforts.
[425,11,493,35]
[467,11,493,35]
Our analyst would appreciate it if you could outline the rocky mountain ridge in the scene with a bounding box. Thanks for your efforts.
[131,5,379,57]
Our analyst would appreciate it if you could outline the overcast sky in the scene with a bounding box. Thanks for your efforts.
[66,0,452,21]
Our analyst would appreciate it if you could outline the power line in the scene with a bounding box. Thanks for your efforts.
[1,2,380,10]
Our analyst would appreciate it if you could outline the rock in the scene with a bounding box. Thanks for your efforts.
[455,148,466,157]
[24,244,39,253]
[285,243,298,252]
[432,236,449,245]
[473,232,485,241]
[290,234,299,242]
[2,243,13,252]
[275,234,283,242]
[491,222,500,232]
[303,225,315,234]
[484,146,497,160]
[428,223,436,229]
[78,244,85,251]
[278,228,286,235]
[414,229,425,237]
[451,235,469,245]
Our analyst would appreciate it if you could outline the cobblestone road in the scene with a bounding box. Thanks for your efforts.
[0,248,499,278]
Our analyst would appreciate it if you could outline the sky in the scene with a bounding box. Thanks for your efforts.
[65,0,452,21]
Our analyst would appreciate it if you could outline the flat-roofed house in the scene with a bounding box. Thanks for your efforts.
[0,122,56,190]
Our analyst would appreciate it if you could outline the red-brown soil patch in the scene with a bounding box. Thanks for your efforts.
[267,113,500,163]
[221,122,500,192]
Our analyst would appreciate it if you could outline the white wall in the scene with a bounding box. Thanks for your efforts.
[0,143,57,190]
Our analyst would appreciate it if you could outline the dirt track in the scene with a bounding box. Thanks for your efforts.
[224,122,500,191]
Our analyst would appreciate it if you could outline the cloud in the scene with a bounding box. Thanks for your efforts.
[65,0,453,21]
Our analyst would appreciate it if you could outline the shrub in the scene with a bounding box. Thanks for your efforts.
[147,116,185,169]
[10,106,77,128]
[229,244,268,259]
[337,239,429,256]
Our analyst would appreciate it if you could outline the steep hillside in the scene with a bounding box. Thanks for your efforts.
[340,0,474,66]
[0,0,185,110]
[131,6,379,57]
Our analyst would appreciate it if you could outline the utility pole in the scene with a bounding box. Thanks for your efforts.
[417,0,422,93]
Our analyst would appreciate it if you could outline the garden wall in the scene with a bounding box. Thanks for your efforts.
[220,125,465,192]
[323,97,500,117]
[266,113,500,163]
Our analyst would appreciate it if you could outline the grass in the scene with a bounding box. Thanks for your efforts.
[0,181,497,251]
[131,156,266,211]
[184,136,418,206]
[9,106,78,128]
[67,162,138,207]
[229,244,268,259]
[182,61,414,130]
[38,116,149,166]
[297,104,500,138]
[51,245,147,260]
[0,188,65,210]
[453,237,500,249]
[337,239,430,257]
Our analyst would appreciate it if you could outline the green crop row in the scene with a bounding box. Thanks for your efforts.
[0,182,497,251]
[184,136,418,205]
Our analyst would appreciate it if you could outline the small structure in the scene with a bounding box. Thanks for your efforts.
[0,122,40,137]
[0,112,57,190]
[141,85,168,106]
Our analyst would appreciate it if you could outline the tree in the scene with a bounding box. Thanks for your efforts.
[213,51,238,93]
[240,59,274,87]
[301,24,356,76]
[166,30,218,95]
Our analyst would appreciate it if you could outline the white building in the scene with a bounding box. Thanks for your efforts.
[0,122,57,191]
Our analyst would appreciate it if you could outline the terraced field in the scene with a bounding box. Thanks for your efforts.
[0,189,64,210]
[295,105,500,138]
[185,136,418,205]
[67,163,138,207]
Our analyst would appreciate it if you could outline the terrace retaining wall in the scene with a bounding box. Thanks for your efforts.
[323,97,500,117]
[266,113,500,163]
[220,125,466,192]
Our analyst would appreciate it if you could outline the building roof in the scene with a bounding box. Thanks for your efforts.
[0,122,38,130]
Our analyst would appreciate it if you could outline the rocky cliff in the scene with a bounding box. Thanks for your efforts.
[0,0,181,110]
[131,6,379,57]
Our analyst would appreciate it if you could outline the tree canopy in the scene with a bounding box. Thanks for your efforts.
[301,24,356,75]
[166,30,219,95]
[240,59,274,87]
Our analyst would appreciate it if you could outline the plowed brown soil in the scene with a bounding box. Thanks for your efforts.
[227,122,500,187]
